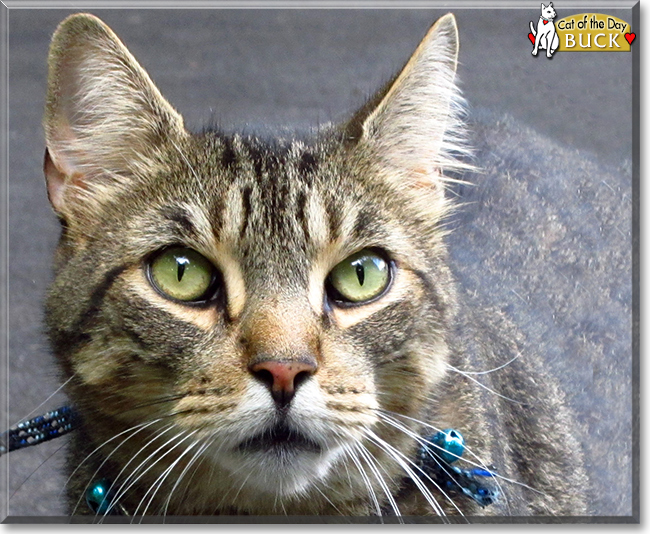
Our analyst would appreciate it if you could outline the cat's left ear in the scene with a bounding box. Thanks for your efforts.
[348,14,468,184]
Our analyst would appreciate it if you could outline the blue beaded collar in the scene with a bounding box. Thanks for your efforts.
[2,407,499,514]
[418,429,499,508]
[0,406,78,455]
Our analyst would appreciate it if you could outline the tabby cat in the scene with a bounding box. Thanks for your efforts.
[42,12,587,518]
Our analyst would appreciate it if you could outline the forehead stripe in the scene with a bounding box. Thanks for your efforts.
[296,190,310,244]
[220,136,238,168]
[160,206,197,238]
[240,185,253,239]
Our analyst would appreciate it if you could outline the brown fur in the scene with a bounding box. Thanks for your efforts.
[43,13,587,518]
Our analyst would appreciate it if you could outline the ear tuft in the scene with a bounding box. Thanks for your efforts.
[44,13,187,216]
[352,14,472,188]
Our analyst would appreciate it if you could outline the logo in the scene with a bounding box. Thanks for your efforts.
[529,2,560,58]
[528,3,635,57]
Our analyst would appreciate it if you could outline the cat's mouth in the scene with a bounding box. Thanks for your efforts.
[237,423,322,454]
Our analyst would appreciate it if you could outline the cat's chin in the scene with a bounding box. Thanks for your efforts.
[215,437,345,498]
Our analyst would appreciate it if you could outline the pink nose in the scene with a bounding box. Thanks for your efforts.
[249,359,317,408]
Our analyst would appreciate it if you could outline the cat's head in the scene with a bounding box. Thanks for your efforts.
[541,3,557,20]
[43,13,469,513]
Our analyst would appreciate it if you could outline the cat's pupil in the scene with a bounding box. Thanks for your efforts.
[176,257,189,282]
[356,263,365,286]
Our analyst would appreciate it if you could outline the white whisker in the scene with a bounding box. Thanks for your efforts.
[13,375,76,426]
[377,414,469,488]
[459,442,511,514]
[450,353,522,375]
[378,409,549,497]
[376,412,492,516]
[161,437,215,519]
[311,478,346,515]
[342,442,382,518]
[101,429,197,519]
[362,428,454,519]
[170,138,208,198]
[91,422,177,519]
[137,435,208,519]
[352,441,402,519]
[445,365,528,405]
[10,440,67,501]
[68,419,166,516]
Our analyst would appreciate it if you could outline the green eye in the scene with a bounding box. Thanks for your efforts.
[327,249,391,305]
[148,247,218,303]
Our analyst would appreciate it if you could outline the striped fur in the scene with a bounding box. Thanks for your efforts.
[43,13,586,517]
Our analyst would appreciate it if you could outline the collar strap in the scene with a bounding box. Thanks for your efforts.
[0,405,78,456]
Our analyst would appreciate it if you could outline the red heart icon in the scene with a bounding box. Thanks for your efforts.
[543,20,549,25]
[625,33,635,45]
[528,32,535,44]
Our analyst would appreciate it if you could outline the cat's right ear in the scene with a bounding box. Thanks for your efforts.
[43,13,187,219]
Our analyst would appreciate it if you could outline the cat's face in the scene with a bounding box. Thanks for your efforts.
[43,13,467,513]
[541,3,557,20]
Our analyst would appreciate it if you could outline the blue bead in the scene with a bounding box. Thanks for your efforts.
[431,429,465,464]
[86,478,112,514]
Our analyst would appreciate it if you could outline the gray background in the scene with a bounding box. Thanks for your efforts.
[5,5,634,518]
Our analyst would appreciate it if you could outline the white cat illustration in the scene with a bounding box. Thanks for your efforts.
[530,2,559,58]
